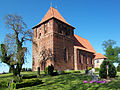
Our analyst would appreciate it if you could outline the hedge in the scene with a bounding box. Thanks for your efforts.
[22,75,37,79]
[11,78,43,89]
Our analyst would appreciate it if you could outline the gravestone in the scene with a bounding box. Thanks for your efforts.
[57,70,62,74]
[37,67,40,76]
[92,75,98,81]
[88,68,98,81]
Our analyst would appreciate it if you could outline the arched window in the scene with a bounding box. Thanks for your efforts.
[79,50,81,63]
[64,48,67,63]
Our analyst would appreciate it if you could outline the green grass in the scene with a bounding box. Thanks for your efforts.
[1,71,120,90]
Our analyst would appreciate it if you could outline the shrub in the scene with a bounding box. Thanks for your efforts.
[44,65,54,75]
[28,68,32,72]
[61,71,65,74]
[25,68,27,71]
[52,71,58,76]
[13,76,22,83]
[117,63,120,72]
[44,67,48,75]
[22,75,37,79]
[88,67,92,71]
[108,62,117,78]
[11,82,16,89]
[95,68,100,72]
[0,80,9,87]
[48,64,54,75]
[11,78,43,89]
[22,68,25,72]
[99,60,107,78]
[72,70,81,73]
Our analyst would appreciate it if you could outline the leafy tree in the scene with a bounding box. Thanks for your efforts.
[108,62,116,78]
[102,39,120,63]
[99,60,108,78]
[117,62,120,72]
[0,44,15,73]
[0,14,32,76]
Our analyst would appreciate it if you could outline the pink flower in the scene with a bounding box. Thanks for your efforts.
[89,81,94,83]
[83,81,88,83]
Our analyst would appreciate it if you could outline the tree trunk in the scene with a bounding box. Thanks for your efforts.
[9,65,14,73]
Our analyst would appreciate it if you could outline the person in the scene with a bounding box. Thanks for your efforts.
[91,66,95,75]
[91,66,96,81]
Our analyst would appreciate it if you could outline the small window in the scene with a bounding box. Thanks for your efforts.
[97,60,99,63]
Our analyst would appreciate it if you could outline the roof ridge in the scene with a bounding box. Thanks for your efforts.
[32,7,75,29]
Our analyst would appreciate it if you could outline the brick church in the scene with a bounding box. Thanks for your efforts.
[32,7,106,71]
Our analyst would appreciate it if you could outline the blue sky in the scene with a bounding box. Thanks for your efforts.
[0,0,120,73]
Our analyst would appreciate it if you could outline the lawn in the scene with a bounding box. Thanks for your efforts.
[0,71,120,90]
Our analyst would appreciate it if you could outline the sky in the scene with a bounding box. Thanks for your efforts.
[0,0,120,73]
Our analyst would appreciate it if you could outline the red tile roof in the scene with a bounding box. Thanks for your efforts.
[74,34,96,53]
[74,34,107,59]
[32,7,74,29]
[94,53,107,60]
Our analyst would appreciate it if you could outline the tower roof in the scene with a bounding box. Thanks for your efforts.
[32,7,75,29]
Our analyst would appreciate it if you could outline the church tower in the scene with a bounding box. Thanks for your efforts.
[32,7,75,71]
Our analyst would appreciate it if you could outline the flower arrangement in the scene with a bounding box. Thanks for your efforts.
[83,80,107,84]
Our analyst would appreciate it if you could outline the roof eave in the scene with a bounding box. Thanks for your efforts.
[32,17,75,29]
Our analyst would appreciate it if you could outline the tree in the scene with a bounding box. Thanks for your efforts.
[39,47,54,70]
[108,62,116,78]
[0,14,32,76]
[99,60,107,78]
[0,44,15,73]
[99,60,117,78]
[102,39,120,63]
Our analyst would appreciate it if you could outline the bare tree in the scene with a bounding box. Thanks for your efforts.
[0,14,32,76]
[39,47,54,70]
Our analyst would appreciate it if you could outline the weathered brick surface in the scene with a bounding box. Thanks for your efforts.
[32,18,74,71]
[74,47,95,70]
[32,18,95,71]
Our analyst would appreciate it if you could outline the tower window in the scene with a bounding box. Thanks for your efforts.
[66,28,70,36]
[57,21,62,34]
[79,50,81,63]
[39,27,41,39]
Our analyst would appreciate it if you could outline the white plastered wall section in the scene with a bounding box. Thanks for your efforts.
[94,59,104,68]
